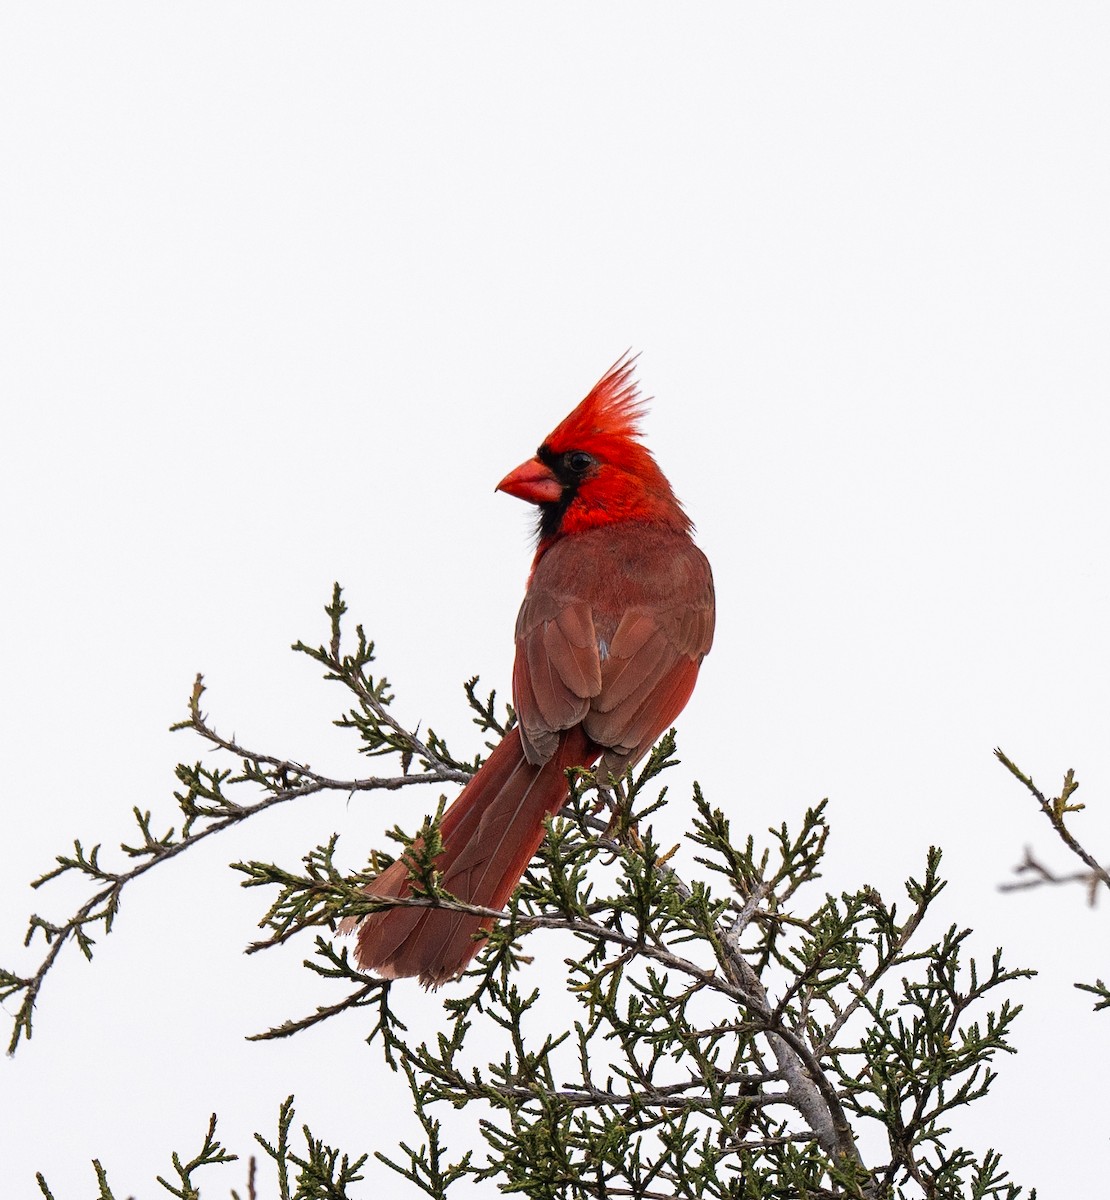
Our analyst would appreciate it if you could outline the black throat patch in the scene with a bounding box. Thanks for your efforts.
[535,442,579,542]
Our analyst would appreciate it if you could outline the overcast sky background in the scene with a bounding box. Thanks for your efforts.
[2,5,1109,1195]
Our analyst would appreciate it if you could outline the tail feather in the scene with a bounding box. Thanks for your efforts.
[349,726,598,986]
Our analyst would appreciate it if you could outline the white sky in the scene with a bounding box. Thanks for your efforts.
[2,5,1109,1195]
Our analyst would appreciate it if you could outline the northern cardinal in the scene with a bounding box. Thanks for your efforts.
[349,357,715,985]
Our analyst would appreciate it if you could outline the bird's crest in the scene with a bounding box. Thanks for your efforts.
[543,354,647,452]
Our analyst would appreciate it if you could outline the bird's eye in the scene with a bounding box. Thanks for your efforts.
[565,450,596,474]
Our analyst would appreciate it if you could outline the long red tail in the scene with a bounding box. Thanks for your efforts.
[351,726,599,986]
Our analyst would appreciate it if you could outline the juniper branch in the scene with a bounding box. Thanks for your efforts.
[0,586,475,1054]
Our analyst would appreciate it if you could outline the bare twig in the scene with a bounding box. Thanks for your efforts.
[1000,846,1107,905]
[996,749,1110,897]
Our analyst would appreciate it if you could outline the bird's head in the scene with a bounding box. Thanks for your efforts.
[497,356,691,551]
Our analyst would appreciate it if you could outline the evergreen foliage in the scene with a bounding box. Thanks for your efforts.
[7,587,1104,1197]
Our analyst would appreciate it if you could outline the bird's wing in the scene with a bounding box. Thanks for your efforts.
[584,585,715,767]
[513,590,602,763]
[513,527,714,768]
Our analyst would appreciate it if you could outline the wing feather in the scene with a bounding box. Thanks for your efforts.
[593,621,671,712]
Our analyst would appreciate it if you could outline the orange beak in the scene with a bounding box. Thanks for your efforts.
[496,456,563,505]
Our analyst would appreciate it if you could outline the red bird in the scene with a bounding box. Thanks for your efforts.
[350,358,715,985]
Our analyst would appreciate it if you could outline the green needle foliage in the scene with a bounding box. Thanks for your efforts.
[14,585,1101,1198]
[35,1101,366,1200]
